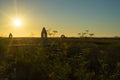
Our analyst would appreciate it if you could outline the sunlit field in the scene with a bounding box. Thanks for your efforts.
[0,37,120,80]
[1,0,120,80]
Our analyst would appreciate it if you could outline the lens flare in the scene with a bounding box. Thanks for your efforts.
[13,18,22,27]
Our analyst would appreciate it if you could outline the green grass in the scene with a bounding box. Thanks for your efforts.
[0,38,120,80]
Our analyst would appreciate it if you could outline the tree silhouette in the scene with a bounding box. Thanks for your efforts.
[48,33,53,37]
[53,30,58,37]
[82,32,86,37]
[47,29,53,37]
[78,33,81,37]
[85,30,89,37]
[61,34,66,38]
[9,33,13,39]
[41,27,47,38]
[89,33,94,37]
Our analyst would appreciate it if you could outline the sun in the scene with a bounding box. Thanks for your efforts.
[13,18,22,27]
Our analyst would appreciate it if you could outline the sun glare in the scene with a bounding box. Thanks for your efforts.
[13,18,22,27]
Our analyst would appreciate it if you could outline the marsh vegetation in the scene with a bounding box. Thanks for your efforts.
[0,38,120,80]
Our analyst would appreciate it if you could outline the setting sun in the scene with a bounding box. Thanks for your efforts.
[13,18,22,27]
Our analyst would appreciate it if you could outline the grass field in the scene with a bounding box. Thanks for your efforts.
[0,37,120,80]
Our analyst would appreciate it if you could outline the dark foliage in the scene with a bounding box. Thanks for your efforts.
[0,38,120,80]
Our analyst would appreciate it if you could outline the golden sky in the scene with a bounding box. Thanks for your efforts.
[0,0,120,37]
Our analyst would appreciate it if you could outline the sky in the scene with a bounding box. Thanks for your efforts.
[0,0,120,37]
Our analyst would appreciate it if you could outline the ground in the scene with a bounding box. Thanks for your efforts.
[0,37,120,80]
